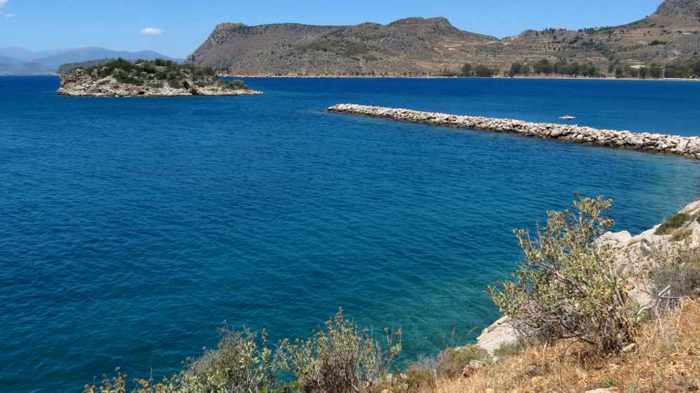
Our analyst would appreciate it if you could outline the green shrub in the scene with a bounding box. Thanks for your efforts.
[493,341,526,358]
[72,59,239,91]
[598,377,619,388]
[84,329,279,393]
[222,79,248,90]
[671,228,693,242]
[276,310,401,393]
[460,63,473,76]
[168,78,184,89]
[655,213,691,235]
[435,346,490,379]
[489,196,639,353]
[652,247,700,305]
[155,58,176,67]
[403,364,437,393]
[533,59,554,74]
[186,328,276,392]
[509,62,530,76]
[473,65,496,77]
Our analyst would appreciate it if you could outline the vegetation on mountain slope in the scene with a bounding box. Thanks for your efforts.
[190,0,700,77]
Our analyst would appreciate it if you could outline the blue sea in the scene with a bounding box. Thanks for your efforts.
[1,76,699,393]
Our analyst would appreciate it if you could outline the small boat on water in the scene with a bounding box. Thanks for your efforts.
[559,115,576,120]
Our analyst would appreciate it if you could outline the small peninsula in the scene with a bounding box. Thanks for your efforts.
[58,58,262,97]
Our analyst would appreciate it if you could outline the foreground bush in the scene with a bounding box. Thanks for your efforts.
[84,311,398,393]
[84,329,278,393]
[184,328,276,393]
[276,310,401,393]
[489,196,639,353]
[655,212,692,235]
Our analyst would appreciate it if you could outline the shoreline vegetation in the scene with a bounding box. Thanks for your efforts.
[57,59,262,97]
[216,58,700,81]
[221,74,700,82]
[328,104,700,160]
[85,197,700,393]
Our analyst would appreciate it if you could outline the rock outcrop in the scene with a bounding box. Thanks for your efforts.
[328,104,700,160]
[58,59,262,97]
[475,316,519,356]
[656,0,700,18]
[190,17,495,76]
[475,199,700,355]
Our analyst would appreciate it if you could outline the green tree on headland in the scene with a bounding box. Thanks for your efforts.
[474,65,496,77]
[460,63,473,76]
[533,59,554,75]
[460,63,496,77]
[509,62,530,76]
[68,58,249,91]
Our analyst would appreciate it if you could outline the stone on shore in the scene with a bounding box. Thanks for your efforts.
[476,316,520,356]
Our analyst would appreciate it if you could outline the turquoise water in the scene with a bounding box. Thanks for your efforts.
[1,76,699,393]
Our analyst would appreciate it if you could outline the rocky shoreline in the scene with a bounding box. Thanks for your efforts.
[58,60,263,98]
[475,199,700,356]
[58,69,263,97]
[58,84,262,97]
[328,104,700,160]
[226,74,700,82]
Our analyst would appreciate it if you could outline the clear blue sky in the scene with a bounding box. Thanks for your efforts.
[0,0,663,58]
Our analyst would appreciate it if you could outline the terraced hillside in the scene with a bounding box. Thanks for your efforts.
[190,0,700,76]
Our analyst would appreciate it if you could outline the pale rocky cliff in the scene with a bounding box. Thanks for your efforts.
[191,0,700,76]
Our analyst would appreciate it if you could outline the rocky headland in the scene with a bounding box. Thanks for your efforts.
[328,104,700,159]
[476,199,700,355]
[58,58,262,97]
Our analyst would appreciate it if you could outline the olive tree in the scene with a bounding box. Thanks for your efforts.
[489,196,638,353]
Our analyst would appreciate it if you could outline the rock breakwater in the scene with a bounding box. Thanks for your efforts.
[328,104,700,160]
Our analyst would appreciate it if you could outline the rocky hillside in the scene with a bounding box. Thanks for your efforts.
[58,59,261,97]
[488,0,700,73]
[191,0,700,76]
[190,17,497,75]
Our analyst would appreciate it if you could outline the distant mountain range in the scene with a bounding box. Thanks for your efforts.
[190,0,700,76]
[0,47,176,75]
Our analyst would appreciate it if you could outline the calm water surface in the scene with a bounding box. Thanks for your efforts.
[1,77,699,393]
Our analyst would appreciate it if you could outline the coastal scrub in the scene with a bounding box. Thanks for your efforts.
[488,196,639,353]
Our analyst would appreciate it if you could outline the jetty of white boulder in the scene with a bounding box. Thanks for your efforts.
[328,104,700,160]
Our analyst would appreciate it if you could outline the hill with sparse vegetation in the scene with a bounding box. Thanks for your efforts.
[191,0,700,78]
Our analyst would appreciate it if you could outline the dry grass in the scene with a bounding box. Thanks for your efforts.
[435,300,700,393]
